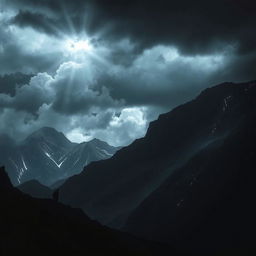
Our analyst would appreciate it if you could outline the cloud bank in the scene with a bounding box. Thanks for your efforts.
[0,0,255,146]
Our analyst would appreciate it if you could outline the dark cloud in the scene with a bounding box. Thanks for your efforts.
[6,0,256,81]
[50,62,123,115]
[7,0,256,55]
[0,23,63,75]
[95,45,229,109]
[0,73,53,114]
[0,42,61,75]
[0,0,255,146]
[89,0,256,55]
[210,51,256,84]
[0,73,32,96]
[3,0,62,13]
[11,11,60,36]
[6,0,94,37]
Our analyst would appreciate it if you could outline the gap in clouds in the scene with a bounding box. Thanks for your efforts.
[0,0,255,146]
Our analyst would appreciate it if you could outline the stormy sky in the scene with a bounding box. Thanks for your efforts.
[0,0,255,146]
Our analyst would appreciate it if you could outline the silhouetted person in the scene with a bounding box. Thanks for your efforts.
[52,189,59,202]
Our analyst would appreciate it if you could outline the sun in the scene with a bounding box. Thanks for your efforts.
[65,39,93,53]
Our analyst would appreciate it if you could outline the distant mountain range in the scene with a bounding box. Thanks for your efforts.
[0,127,120,186]
[58,80,256,253]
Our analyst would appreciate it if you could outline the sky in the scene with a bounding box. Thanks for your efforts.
[0,0,255,146]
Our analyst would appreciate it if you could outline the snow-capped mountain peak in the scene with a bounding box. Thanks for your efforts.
[0,127,120,186]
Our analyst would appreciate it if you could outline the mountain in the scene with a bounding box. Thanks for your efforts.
[0,134,16,166]
[17,180,53,199]
[58,80,256,252]
[59,138,120,180]
[124,113,256,253]
[1,127,120,186]
[0,166,171,256]
[50,178,67,189]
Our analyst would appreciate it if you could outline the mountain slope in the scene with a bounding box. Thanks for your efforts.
[3,127,75,186]
[17,180,53,199]
[59,138,121,180]
[58,80,256,233]
[125,114,256,253]
[0,166,172,256]
[1,127,120,186]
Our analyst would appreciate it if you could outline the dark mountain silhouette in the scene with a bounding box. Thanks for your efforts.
[52,189,59,201]
[0,134,16,167]
[125,113,256,253]
[0,166,13,189]
[58,80,256,253]
[0,166,173,256]
[17,180,53,199]
[50,178,67,189]
[0,127,120,186]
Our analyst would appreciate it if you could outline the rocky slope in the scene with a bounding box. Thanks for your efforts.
[0,127,120,186]
[58,80,256,253]
[0,166,172,255]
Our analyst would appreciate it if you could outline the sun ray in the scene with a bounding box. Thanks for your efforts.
[65,39,92,53]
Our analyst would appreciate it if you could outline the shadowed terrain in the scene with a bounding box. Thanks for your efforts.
[59,80,256,254]
[17,179,53,199]
[0,166,173,256]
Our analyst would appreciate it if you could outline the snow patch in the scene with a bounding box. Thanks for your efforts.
[85,157,89,166]
[96,147,113,157]
[189,177,197,186]
[9,158,24,184]
[21,155,28,170]
[177,199,184,207]
[100,149,113,157]
[73,157,80,166]
[211,123,217,134]
[9,158,18,170]
[44,150,67,168]
[222,95,232,112]
[17,167,25,184]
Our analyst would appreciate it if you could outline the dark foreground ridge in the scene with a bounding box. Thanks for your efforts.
[59,80,256,254]
[0,166,174,256]
[17,179,53,199]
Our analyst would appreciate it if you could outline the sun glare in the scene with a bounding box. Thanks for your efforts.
[66,39,93,53]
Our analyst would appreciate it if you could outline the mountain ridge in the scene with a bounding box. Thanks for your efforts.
[17,179,53,199]
[0,127,120,186]
[125,111,256,252]
[58,80,256,236]
[0,166,170,255]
